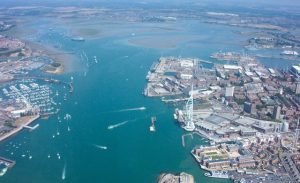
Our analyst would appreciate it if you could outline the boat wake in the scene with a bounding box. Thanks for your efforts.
[62,163,66,180]
[115,107,146,112]
[93,144,108,150]
[107,120,129,130]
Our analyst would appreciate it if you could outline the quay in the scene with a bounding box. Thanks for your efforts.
[0,157,16,168]
[162,97,189,103]
[255,54,300,62]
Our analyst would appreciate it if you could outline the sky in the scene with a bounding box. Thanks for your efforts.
[1,0,300,10]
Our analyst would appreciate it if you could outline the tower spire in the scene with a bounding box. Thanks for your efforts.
[184,83,195,131]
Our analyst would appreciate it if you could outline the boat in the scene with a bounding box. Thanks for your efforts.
[0,167,8,176]
[173,113,178,120]
[94,145,107,150]
[204,171,229,179]
[57,153,61,160]
[150,116,156,132]
[62,164,66,180]
[71,37,85,42]
[281,50,299,56]
[94,56,98,63]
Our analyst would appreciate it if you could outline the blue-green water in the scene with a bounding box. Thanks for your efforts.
[1,17,294,183]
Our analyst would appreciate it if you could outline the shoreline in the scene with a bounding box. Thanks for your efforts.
[0,115,40,142]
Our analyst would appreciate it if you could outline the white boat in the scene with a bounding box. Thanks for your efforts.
[62,164,66,180]
[149,116,156,132]
[0,167,8,176]
[57,153,61,160]
[94,144,107,150]
[173,113,178,120]
[94,56,98,63]
[281,50,299,56]
[149,126,155,132]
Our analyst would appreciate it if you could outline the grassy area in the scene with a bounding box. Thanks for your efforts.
[211,155,227,160]
[205,151,218,156]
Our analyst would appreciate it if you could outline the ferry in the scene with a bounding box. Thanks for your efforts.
[281,50,299,56]
[149,116,156,132]
[204,171,229,179]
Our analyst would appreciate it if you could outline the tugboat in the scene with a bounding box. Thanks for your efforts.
[150,116,156,132]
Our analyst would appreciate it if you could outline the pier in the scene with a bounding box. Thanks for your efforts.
[23,124,39,131]
[181,133,194,147]
[0,157,15,168]
[162,97,189,103]
[198,59,213,64]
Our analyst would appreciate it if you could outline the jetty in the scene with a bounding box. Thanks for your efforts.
[0,157,15,168]
[23,124,39,131]
[181,133,194,147]
[198,59,213,64]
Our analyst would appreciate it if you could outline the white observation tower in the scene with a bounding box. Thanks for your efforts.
[184,85,195,132]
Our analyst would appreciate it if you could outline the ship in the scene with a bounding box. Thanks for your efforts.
[204,171,229,179]
[150,116,156,132]
[281,50,299,56]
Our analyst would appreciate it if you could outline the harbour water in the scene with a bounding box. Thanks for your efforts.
[0,17,286,183]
